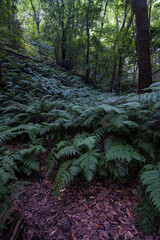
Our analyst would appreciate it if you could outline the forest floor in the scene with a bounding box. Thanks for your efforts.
[1,55,160,240]
[1,160,160,240]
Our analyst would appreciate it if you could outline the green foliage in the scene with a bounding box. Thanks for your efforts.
[135,191,159,234]
[0,55,160,233]
[0,181,30,229]
[141,163,160,211]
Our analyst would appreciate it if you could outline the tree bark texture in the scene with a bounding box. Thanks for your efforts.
[131,0,152,93]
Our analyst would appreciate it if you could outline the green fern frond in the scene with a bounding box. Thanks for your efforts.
[56,140,69,150]
[123,120,139,128]
[141,163,160,211]
[54,160,73,196]
[134,139,156,160]
[97,104,124,114]
[22,157,39,175]
[77,136,96,150]
[78,150,99,181]
[104,136,127,152]
[57,145,78,158]
[45,148,56,175]
[106,144,144,163]
[135,193,159,234]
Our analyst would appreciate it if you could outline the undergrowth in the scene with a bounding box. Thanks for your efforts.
[0,54,160,233]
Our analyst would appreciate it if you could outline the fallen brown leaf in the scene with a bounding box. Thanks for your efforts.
[126,207,133,219]
[72,232,76,240]
[50,230,57,236]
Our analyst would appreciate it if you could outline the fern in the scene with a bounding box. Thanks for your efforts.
[57,145,79,158]
[135,192,159,234]
[78,150,99,181]
[77,136,96,150]
[141,162,160,211]
[134,139,156,160]
[105,144,145,178]
[106,144,144,163]
[43,146,57,175]
[54,160,73,196]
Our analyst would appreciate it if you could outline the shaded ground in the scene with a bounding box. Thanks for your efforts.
[3,172,160,240]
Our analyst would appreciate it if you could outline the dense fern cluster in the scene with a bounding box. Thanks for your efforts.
[0,55,160,231]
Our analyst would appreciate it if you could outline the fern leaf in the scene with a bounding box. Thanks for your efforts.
[141,164,160,211]
[45,148,56,175]
[78,136,96,150]
[78,150,98,181]
[54,160,72,196]
[57,146,78,158]
[106,144,144,163]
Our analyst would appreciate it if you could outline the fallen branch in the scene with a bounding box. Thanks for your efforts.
[152,68,160,75]
[0,47,87,81]
[10,216,25,240]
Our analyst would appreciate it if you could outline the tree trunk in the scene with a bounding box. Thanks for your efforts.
[158,50,160,81]
[110,54,117,92]
[94,0,109,79]
[12,0,15,29]
[30,0,40,35]
[61,0,66,68]
[0,60,2,84]
[62,29,66,68]
[131,0,152,93]
[116,54,123,93]
[0,0,2,22]
[30,0,41,54]
[7,0,11,30]
[86,0,91,83]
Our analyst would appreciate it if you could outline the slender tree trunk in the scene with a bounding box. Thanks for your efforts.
[131,0,152,93]
[158,50,160,81]
[0,60,2,84]
[30,0,41,54]
[116,54,123,93]
[12,0,15,29]
[148,0,153,25]
[61,0,66,68]
[110,50,117,93]
[86,0,91,83]
[30,0,40,35]
[62,29,66,68]
[116,0,128,93]
[94,0,109,79]
[0,0,2,23]
[7,0,11,31]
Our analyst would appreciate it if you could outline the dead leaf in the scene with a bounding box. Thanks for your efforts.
[60,188,66,193]
[126,230,134,238]
[118,225,123,231]
[72,232,76,240]
[116,190,122,193]
[126,207,133,219]
[50,230,57,236]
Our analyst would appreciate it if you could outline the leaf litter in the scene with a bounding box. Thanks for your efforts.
[2,171,160,240]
